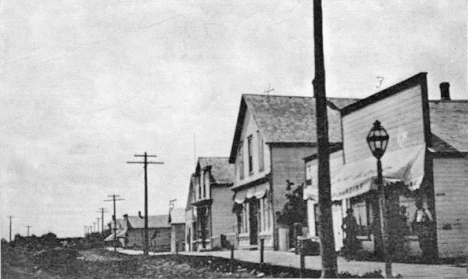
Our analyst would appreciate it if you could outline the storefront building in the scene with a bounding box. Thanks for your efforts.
[305,73,468,259]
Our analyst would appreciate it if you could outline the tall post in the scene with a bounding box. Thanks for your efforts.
[377,159,392,278]
[26,226,32,237]
[8,216,13,242]
[313,0,337,277]
[104,194,124,253]
[144,152,149,255]
[127,153,163,256]
[97,208,108,234]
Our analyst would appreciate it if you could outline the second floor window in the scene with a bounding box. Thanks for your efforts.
[257,131,264,172]
[248,136,253,174]
[238,142,244,180]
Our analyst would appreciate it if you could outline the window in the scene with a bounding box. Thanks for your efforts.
[259,194,271,233]
[197,175,201,200]
[257,131,264,172]
[247,136,253,174]
[204,171,210,199]
[201,172,205,198]
[350,196,373,237]
[238,142,244,180]
[238,204,249,234]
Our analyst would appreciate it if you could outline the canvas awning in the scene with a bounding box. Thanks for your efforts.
[331,144,426,201]
[234,183,269,204]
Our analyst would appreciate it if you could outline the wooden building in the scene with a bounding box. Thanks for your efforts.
[105,214,172,252]
[189,157,236,251]
[229,94,357,250]
[304,73,468,259]
[169,208,186,252]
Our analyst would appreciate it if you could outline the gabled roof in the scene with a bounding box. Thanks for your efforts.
[229,94,358,162]
[169,208,185,224]
[197,157,234,184]
[127,215,170,229]
[429,100,468,153]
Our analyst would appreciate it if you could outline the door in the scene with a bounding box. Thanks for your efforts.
[249,199,259,245]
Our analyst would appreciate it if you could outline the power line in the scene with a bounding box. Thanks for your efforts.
[104,194,125,253]
[127,152,164,256]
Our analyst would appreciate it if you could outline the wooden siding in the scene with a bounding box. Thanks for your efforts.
[234,110,271,187]
[305,150,344,250]
[127,228,171,252]
[343,85,425,163]
[171,224,186,252]
[433,157,468,258]
[211,186,237,238]
[271,146,315,218]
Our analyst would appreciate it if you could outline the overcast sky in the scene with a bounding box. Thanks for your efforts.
[1,0,466,238]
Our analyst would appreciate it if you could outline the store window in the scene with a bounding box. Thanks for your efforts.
[238,203,249,234]
[259,194,271,233]
[350,195,373,237]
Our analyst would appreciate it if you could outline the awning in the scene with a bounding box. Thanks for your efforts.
[104,233,116,242]
[104,229,127,241]
[234,183,269,204]
[331,144,426,201]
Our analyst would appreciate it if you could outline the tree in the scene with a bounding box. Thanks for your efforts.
[277,180,307,227]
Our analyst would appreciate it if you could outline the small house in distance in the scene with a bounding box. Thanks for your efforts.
[169,208,186,252]
[105,214,172,252]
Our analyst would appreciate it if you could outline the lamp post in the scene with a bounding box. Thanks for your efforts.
[367,120,391,278]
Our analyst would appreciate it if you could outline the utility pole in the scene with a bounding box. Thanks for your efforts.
[7,216,13,242]
[26,225,32,237]
[104,194,124,253]
[313,0,337,277]
[96,208,108,234]
[127,152,164,256]
[96,218,101,233]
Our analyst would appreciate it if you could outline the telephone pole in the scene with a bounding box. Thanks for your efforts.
[127,152,164,256]
[26,225,32,237]
[313,0,337,277]
[104,194,124,253]
[96,218,101,233]
[7,216,13,242]
[96,208,108,234]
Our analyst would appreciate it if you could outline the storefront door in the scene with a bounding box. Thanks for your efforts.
[249,199,259,245]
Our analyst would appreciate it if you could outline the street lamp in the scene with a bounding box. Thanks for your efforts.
[367,120,392,278]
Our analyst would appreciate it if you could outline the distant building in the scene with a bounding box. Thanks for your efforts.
[305,73,468,259]
[105,214,171,252]
[168,208,185,252]
[185,175,196,251]
[229,94,357,250]
[189,157,236,251]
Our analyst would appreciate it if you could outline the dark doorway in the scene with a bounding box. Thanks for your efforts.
[249,199,259,245]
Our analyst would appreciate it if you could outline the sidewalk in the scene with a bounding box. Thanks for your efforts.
[180,250,467,278]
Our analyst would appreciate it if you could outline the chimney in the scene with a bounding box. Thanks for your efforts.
[440,82,450,100]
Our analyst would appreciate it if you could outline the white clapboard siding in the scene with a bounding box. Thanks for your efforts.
[433,157,468,258]
[343,85,425,163]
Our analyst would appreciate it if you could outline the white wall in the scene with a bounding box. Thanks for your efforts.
[234,110,271,187]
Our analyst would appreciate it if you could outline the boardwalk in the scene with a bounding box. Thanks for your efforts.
[179,250,466,279]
